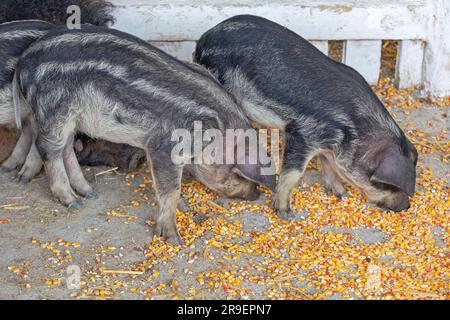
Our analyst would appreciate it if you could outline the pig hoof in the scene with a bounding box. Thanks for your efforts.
[84,190,99,200]
[277,210,294,220]
[154,223,183,246]
[177,199,191,212]
[342,192,352,199]
[193,213,209,225]
[166,235,183,246]
[245,190,261,201]
[128,151,145,171]
[17,176,31,185]
[68,201,82,210]
[336,192,352,199]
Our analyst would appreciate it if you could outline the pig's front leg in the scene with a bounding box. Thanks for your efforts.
[37,132,81,209]
[148,151,183,245]
[272,168,303,219]
[63,135,98,199]
[271,127,308,219]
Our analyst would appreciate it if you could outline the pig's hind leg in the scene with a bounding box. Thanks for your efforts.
[147,149,183,245]
[63,135,98,199]
[318,154,347,199]
[36,127,81,209]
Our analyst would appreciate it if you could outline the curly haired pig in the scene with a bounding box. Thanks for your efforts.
[195,15,418,214]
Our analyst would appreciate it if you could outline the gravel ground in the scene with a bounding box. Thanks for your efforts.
[0,83,448,300]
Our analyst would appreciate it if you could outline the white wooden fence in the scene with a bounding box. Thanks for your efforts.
[110,0,450,97]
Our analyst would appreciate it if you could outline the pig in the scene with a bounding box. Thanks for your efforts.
[0,1,145,178]
[74,135,145,172]
[13,25,276,244]
[195,15,418,214]
[0,20,54,181]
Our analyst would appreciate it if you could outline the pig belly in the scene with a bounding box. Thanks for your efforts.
[76,99,149,150]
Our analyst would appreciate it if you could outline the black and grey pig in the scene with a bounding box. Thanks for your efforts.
[195,15,418,214]
[0,21,145,177]
[74,135,145,172]
[0,20,53,180]
[14,25,275,244]
[0,1,145,177]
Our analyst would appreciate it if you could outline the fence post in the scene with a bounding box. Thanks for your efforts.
[423,0,450,97]
[150,41,197,61]
[343,40,382,85]
[395,40,425,89]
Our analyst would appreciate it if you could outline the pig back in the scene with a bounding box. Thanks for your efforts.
[0,21,53,89]
[196,15,402,140]
[16,25,249,134]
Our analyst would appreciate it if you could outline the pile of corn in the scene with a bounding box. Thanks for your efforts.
[76,79,448,300]
[7,78,448,300]
[127,165,447,300]
[101,79,447,300]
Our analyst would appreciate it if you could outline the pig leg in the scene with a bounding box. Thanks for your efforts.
[0,121,33,172]
[272,168,303,218]
[148,151,183,245]
[271,127,310,219]
[127,150,146,171]
[16,119,43,183]
[318,154,346,198]
[63,135,98,199]
[36,131,81,209]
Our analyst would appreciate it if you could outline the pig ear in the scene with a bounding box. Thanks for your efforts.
[233,163,277,191]
[370,152,416,196]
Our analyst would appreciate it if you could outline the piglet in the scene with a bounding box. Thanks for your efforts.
[195,15,418,214]
[14,25,276,244]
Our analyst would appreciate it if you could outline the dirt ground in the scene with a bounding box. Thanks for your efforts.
[0,80,448,300]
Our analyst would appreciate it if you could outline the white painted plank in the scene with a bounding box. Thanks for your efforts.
[108,0,450,97]
[423,0,450,97]
[343,40,382,85]
[395,40,424,89]
[111,0,429,41]
[150,41,196,61]
[310,41,329,56]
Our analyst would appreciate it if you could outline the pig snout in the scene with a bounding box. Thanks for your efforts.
[379,193,411,212]
[225,179,261,201]
[385,198,410,212]
[243,188,261,201]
